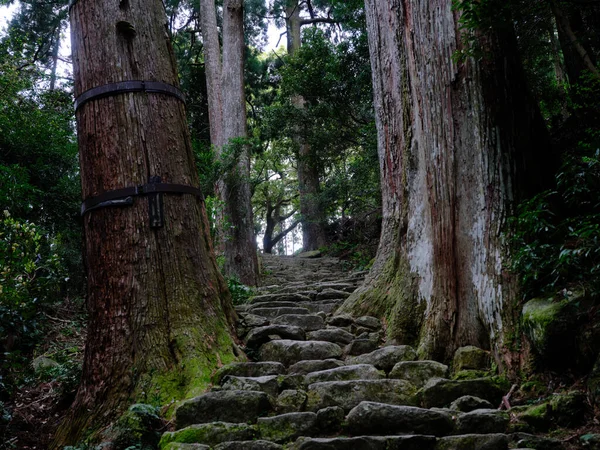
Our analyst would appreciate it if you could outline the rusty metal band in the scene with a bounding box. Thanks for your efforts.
[81,182,203,216]
[74,81,186,111]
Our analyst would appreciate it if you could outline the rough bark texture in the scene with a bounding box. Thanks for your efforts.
[53,0,239,446]
[199,0,224,148]
[220,0,260,285]
[286,4,327,252]
[339,0,552,370]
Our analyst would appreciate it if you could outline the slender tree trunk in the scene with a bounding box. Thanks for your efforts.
[53,0,238,445]
[220,0,260,285]
[339,0,553,370]
[286,3,327,252]
[49,28,60,91]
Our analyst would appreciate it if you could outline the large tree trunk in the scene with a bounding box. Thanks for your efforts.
[53,0,239,446]
[286,3,327,252]
[339,0,553,370]
[220,0,260,285]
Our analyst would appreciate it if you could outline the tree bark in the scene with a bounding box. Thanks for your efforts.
[286,3,327,252]
[220,0,260,285]
[53,0,239,445]
[339,0,553,370]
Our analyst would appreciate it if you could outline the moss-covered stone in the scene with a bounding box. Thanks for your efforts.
[522,297,578,369]
[162,444,210,450]
[452,346,491,373]
[276,389,308,413]
[549,391,587,427]
[435,433,509,450]
[158,422,257,448]
[96,403,163,450]
[419,377,509,408]
[514,402,552,431]
[453,370,491,380]
[389,361,449,387]
[257,412,318,443]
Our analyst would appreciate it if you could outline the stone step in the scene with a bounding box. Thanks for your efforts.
[212,362,286,385]
[175,391,273,428]
[345,401,454,436]
[271,314,325,331]
[251,293,312,304]
[346,345,418,373]
[159,422,257,448]
[419,377,509,408]
[388,360,449,388]
[213,441,283,450]
[244,325,306,349]
[306,328,355,345]
[258,340,343,366]
[304,364,384,384]
[306,379,418,412]
[250,307,310,319]
[289,435,437,450]
[219,375,280,398]
[288,359,346,375]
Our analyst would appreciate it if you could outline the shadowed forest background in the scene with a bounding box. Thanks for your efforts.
[0,0,599,448]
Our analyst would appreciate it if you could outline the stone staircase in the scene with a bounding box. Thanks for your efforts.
[159,254,565,450]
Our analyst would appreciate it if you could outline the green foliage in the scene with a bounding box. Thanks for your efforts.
[226,277,255,306]
[510,145,600,298]
[0,211,66,349]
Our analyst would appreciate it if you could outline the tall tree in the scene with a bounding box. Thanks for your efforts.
[53,0,238,445]
[339,0,554,369]
[199,0,260,285]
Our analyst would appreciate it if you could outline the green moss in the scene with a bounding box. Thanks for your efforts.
[338,256,423,346]
[159,423,256,449]
[135,321,243,417]
[452,369,490,380]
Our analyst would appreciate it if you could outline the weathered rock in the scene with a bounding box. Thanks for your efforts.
[272,314,325,331]
[450,396,494,412]
[290,435,437,450]
[278,374,306,391]
[345,401,454,436]
[522,296,578,369]
[435,434,509,450]
[510,433,565,450]
[549,391,587,427]
[306,379,418,412]
[175,391,272,428]
[159,422,257,448]
[296,250,321,258]
[220,375,280,398]
[354,316,382,330]
[259,340,343,366]
[251,307,311,319]
[213,441,283,450]
[420,377,508,408]
[248,301,300,310]
[315,406,344,433]
[347,345,418,373]
[251,293,312,304]
[316,289,350,300]
[238,313,269,328]
[453,346,491,372]
[513,403,552,431]
[305,364,384,384]
[162,443,210,450]
[453,370,491,380]
[456,409,509,434]
[212,362,286,385]
[389,361,449,387]
[307,328,354,345]
[288,359,345,375]
[258,412,318,443]
[327,313,355,327]
[276,390,308,413]
[244,325,306,349]
[344,339,379,356]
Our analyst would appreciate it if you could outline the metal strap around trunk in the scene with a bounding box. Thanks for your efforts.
[81,182,203,216]
[74,81,185,111]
